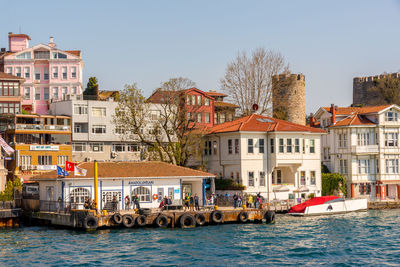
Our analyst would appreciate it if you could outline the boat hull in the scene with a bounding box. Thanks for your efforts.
[289,199,368,216]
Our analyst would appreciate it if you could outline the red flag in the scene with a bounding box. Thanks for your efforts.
[65,161,75,171]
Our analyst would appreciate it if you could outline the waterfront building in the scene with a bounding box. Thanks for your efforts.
[32,161,214,210]
[206,91,239,125]
[0,32,84,114]
[0,72,25,114]
[312,104,400,200]
[204,114,325,201]
[0,113,72,182]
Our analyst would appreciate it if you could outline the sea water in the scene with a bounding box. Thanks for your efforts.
[0,209,399,266]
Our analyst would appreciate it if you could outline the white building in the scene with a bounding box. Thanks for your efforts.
[312,104,400,201]
[33,161,214,209]
[204,114,325,201]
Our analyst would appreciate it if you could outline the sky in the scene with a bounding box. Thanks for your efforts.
[1,0,400,114]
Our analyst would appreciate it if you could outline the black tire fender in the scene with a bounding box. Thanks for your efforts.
[238,211,249,223]
[264,211,275,224]
[179,213,196,228]
[195,213,206,226]
[155,214,169,228]
[122,214,135,228]
[83,215,98,230]
[211,210,224,224]
[113,213,122,224]
[136,215,147,227]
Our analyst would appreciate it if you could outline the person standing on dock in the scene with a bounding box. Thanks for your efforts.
[124,195,130,210]
[133,194,140,209]
[248,195,253,208]
[112,196,118,212]
[233,193,238,209]
[189,194,194,211]
[194,193,200,211]
[238,194,243,207]
[184,193,190,210]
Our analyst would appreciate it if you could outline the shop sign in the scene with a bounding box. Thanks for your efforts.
[36,165,57,171]
[174,188,180,194]
[30,145,59,151]
[128,181,154,185]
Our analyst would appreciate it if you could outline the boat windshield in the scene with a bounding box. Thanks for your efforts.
[324,198,344,204]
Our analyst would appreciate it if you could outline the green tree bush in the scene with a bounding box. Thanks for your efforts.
[321,173,346,196]
[0,178,22,201]
[214,178,245,190]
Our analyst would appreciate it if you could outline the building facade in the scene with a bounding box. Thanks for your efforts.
[206,91,239,125]
[0,33,84,114]
[0,72,25,114]
[312,104,400,200]
[0,114,72,182]
[204,114,325,201]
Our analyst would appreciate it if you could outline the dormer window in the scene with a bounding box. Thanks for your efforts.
[16,52,31,59]
[53,52,67,59]
[385,110,398,122]
[34,50,50,59]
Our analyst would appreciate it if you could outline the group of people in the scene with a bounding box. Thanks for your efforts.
[124,194,140,210]
[159,196,173,210]
[183,193,200,211]
[83,197,97,210]
[233,192,262,209]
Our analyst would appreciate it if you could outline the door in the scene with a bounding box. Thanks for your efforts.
[46,186,54,201]
[157,188,164,202]
[168,187,174,200]
[102,191,122,210]
[182,184,192,198]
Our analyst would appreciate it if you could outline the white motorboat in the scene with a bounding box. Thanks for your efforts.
[288,196,368,216]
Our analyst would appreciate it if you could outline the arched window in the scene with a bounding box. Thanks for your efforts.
[132,186,151,202]
[70,187,90,203]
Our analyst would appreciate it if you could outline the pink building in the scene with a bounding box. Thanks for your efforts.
[0,32,84,114]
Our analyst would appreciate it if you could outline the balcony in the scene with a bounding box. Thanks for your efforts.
[16,124,43,130]
[44,125,71,131]
[351,145,379,154]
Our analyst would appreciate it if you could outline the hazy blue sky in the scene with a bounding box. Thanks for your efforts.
[2,0,400,113]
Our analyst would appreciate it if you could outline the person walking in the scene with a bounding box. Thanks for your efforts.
[194,193,200,211]
[233,192,238,209]
[133,194,140,209]
[124,195,130,210]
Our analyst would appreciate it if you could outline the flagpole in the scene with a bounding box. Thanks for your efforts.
[94,160,99,213]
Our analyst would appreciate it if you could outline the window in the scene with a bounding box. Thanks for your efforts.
[385,111,398,121]
[357,132,370,146]
[35,88,41,100]
[132,186,151,202]
[248,172,254,187]
[6,67,12,74]
[24,87,30,100]
[61,87,67,100]
[270,139,274,153]
[186,95,191,105]
[43,68,49,80]
[16,52,31,59]
[339,159,348,174]
[385,159,399,174]
[90,143,104,152]
[112,143,126,152]
[310,171,316,185]
[57,155,68,166]
[309,139,315,153]
[376,159,380,174]
[385,133,398,147]
[338,133,347,148]
[197,112,202,123]
[20,155,32,168]
[191,95,196,105]
[300,171,306,185]
[24,67,30,78]
[72,87,77,94]
[35,68,40,80]
[187,112,191,121]
[74,123,88,133]
[205,98,210,106]
[219,113,226,124]
[259,139,264,153]
[71,67,77,78]
[236,172,240,183]
[260,171,266,187]
[302,139,305,153]
[276,170,282,184]
[279,138,284,153]
[295,139,300,153]
[70,188,90,204]
[53,52,67,59]
[62,67,67,79]
[34,51,50,59]
[287,138,292,153]
[228,139,232,154]
[38,155,52,165]
[358,159,370,174]
[43,88,49,100]
[15,67,21,77]
[92,125,106,134]
[92,107,106,117]
[52,67,58,78]
[213,141,217,155]
[74,104,88,114]
[127,144,139,152]
[73,142,86,152]
[235,139,239,154]
[53,87,59,100]
[247,139,254,153]
[205,113,210,123]
[0,103,20,114]
[197,95,201,105]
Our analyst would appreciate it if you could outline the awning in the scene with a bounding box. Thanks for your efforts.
[273,185,290,192]
[293,186,309,193]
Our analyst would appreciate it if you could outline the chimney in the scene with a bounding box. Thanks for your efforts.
[330,104,336,124]
[309,113,315,127]
[8,32,30,52]
[48,36,56,48]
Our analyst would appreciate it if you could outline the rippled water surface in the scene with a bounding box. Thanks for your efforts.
[1,210,400,266]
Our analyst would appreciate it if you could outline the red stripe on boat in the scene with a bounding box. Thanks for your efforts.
[288,196,341,213]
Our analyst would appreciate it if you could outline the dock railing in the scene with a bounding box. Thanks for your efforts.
[39,200,80,214]
[0,201,19,210]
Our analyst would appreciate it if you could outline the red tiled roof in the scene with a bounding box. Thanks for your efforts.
[0,72,25,81]
[65,50,81,57]
[322,105,392,115]
[208,114,326,134]
[358,105,392,114]
[332,114,376,127]
[8,33,31,40]
[322,106,360,115]
[214,101,239,108]
[207,91,227,97]
[147,87,213,103]
[32,161,215,180]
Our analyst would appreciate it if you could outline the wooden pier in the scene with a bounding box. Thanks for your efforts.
[28,207,276,230]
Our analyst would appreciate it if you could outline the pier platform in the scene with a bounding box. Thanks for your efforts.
[0,201,21,227]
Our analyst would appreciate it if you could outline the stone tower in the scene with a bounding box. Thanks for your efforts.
[272,73,306,126]
[353,73,400,106]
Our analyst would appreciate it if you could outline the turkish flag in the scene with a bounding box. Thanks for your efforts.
[65,161,75,171]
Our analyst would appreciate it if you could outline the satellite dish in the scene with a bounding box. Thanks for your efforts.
[252,104,259,112]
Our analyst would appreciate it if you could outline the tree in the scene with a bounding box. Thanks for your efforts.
[0,177,22,201]
[113,78,204,166]
[321,173,346,197]
[220,48,290,116]
[84,77,99,98]
[368,74,400,105]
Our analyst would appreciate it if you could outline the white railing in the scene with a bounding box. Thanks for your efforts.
[351,145,379,154]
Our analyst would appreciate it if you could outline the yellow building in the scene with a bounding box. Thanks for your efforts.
[0,114,72,182]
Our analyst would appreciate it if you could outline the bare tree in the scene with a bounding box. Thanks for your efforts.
[220,48,290,116]
[114,78,204,167]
